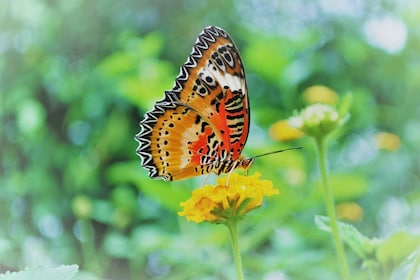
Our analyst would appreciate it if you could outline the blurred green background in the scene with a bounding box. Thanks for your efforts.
[1,0,419,279]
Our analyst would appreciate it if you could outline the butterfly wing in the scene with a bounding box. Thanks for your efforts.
[136,26,249,181]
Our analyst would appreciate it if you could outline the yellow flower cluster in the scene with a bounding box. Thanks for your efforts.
[178,172,278,223]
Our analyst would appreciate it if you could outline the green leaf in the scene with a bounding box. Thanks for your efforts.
[97,52,138,77]
[315,215,378,259]
[338,92,353,119]
[131,59,175,109]
[314,215,332,232]
[316,215,420,275]
[0,265,79,280]
[376,231,420,266]
[137,32,166,58]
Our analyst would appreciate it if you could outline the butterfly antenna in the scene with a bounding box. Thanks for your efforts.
[252,146,303,159]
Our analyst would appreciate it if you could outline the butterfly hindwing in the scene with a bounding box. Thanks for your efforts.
[136,26,249,181]
[138,100,226,181]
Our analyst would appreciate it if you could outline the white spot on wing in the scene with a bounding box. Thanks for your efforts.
[200,66,243,92]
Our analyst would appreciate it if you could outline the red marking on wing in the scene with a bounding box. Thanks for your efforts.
[189,125,214,165]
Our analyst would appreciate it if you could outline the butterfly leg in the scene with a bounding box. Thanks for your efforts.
[224,160,241,187]
[201,173,213,186]
[225,171,232,187]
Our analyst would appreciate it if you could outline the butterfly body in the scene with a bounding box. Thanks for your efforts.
[136,26,251,181]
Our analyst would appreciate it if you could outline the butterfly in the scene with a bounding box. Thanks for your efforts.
[135,26,300,181]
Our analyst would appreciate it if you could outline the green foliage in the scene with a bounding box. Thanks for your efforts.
[316,215,420,279]
[0,265,79,280]
[1,0,420,279]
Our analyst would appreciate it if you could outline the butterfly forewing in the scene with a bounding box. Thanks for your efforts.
[136,26,249,181]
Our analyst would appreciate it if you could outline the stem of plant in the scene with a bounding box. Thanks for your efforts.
[78,218,103,276]
[367,265,377,280]
[315,137,351,280]
[226,218,245,280]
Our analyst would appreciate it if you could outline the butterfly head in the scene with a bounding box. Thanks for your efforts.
[237,156,255,170]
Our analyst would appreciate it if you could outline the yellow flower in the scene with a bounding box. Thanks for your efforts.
[269,120,304,141]
[178,172,278,223]
[374,132,401,152]
[302,85,339,105]
[336,202,364,222]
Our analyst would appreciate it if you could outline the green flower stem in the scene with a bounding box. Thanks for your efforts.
[367,264,378,280]
[78,218,103,275]
[226,218,245,280]
[407,249,420,280]
[315,137,351,280]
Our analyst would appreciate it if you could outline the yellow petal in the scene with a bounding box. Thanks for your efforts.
[302,85,339,105]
